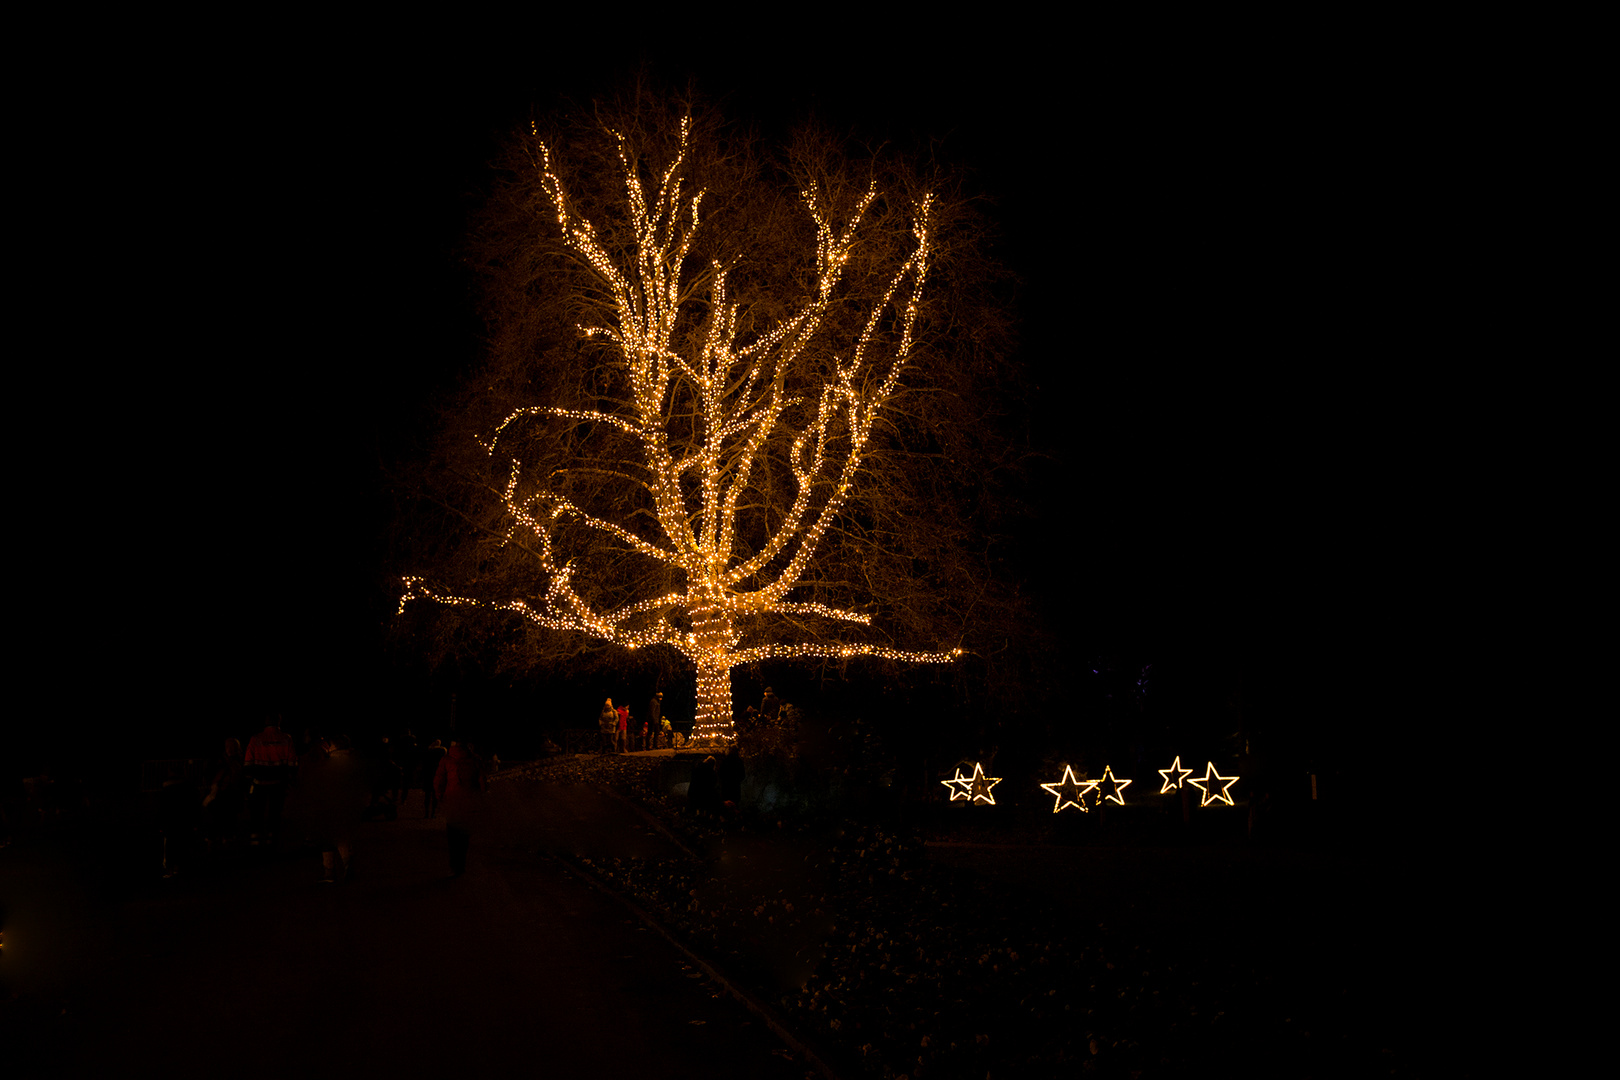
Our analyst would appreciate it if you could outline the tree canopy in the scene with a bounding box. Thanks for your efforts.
[393,88,1038,739]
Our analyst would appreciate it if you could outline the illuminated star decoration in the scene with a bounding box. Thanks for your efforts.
[1188,761,1239,807]
[941,767,974,802]
[1098,765,1133,805]
[1039,764,1099,813]
[1157,755,1193,794]
[966,762,1003,804]
[943,761,1002,805]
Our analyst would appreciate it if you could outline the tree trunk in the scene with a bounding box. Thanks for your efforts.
[689,601,737,742]
[693,658,736,741]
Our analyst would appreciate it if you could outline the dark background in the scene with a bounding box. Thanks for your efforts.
[29,26,1477,832]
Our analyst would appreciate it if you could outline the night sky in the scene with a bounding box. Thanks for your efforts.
[49,31,1449,795]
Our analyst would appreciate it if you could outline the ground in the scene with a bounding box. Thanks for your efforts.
[534,753,1491,1078]
[1,748,1489,1078]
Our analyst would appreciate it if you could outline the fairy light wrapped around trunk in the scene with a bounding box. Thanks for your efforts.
[401,111,964,738]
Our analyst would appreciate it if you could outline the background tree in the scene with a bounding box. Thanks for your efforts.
[396,89,1034,742]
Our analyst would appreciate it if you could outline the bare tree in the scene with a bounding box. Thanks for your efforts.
[399,95,1022,741]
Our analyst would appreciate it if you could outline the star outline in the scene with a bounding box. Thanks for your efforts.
[1039,764,1099,813]
[1187,761,1238,807]
[1098,765,1133,805]
[1158,755,1193,794]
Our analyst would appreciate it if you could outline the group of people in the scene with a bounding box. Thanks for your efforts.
[350,728,489,877]
[195,720,303,853]
[740,686,786,730]
[361,731,451,822]
[598,691,674,753]
[350,727,490,877]
[169,717,490,881]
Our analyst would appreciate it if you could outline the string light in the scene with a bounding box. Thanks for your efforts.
[1157,756,1193,794]
[941,766,973,802]
[1187,762,1239,807]
[403,117,954,740]
[1097,765,1132,806]
[1038,765,1098,813]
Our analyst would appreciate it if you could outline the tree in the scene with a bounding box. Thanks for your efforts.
[397,93,1024,741]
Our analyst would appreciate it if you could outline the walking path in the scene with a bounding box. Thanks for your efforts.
[2,753,812,1079]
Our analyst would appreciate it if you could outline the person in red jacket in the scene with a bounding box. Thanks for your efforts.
[244,718,298,847]
[432,741,485,877]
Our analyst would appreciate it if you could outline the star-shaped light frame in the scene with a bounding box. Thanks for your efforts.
[965,761,1002,804]
[1039,764,1099,813]
[1098,765,1132,805]
[1157,755,1193,794]
[1188,761,1239,807]
[942,761,1001,805]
